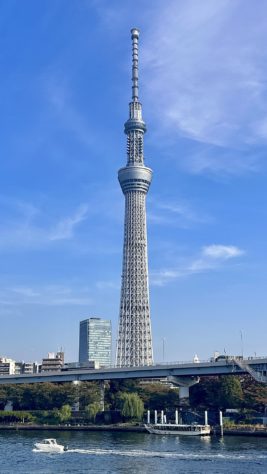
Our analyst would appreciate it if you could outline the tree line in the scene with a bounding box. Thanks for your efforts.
[0,375,266,424]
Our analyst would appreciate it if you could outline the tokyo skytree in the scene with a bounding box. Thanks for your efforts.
[116,28,153,367]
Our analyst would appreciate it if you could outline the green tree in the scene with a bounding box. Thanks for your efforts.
[85,402,102,422]
[119,392,144,420]
[138,382,180,410]
[105,379,141,410]
[191,377,221,408]
[57,404,72,422]
[78,382,101,410]
[5,385,24,410]
[1,383,77,411]
[0,387,8,410]
[50,406,71,424]
[0,411,34,423]
[218,376,243,408]
[191,376,244,409]
[241,375,267,411]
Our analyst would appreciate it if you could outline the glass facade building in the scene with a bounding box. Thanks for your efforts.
[79,318,112,367]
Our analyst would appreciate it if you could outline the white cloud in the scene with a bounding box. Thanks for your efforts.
[49,204,88,241]
[181,148,263,176]
[141,0,267,171]
[202,244,244,260]
[148,197,210,228]
[0,199,89,249]
[12,287,40,298]
[151,243,245,286]
[1,285,92,307]
[96,280,120,290]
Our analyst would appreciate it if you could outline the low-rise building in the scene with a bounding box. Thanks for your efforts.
[24,362,39,374]
[0,357,15,375]
[15,361,23,375]
[41,351,64,372]
[15,361,40,374]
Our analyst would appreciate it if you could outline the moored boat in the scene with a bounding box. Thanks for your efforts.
[144,423,211,436]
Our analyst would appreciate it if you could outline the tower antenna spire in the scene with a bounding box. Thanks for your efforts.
[131,28,139,101]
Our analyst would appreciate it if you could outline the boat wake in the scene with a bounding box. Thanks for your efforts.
[32,448,64,454]
[61,448,267,461]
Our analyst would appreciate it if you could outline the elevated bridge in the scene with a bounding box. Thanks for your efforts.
[0,356,266,385]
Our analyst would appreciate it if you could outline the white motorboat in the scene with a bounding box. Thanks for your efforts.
[34,438,68,453]
[144,423,211,436]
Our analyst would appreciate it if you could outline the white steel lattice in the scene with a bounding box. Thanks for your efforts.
[116,29,153,367]
[117,191,153,366]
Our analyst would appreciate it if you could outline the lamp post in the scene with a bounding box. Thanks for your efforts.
[162,337,166,363]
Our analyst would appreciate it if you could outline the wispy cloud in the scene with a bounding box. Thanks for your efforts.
[49,204,88,241]
[202,244,244,259]
[96,280,120,291]
[142,0,267,172]
[0,198,89,250]
[45,77,95,149]
[148,197,210,228]
[151,244,245,286]
[12,287,40,298]
[179,147,264,176]
[0,285,93,307]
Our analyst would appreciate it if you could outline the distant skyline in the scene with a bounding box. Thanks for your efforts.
[1,0,267,363]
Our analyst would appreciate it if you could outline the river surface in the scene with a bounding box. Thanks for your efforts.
[0,430,267,473]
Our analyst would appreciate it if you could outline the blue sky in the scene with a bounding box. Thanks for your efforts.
[1,0,266,364]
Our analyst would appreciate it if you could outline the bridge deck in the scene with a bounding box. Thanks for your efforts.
[0,358,266,384]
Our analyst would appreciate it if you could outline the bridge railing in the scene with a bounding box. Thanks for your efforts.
[155,356,267,366]
[155,360,211,366]
[232,357,267,384]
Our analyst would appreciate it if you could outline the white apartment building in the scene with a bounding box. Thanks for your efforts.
[0,357,15,375]
[15,361,39,374]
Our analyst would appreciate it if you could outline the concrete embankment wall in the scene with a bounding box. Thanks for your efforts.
[1,424,267,436]
[0,424,146,432]
[222,429,267,437]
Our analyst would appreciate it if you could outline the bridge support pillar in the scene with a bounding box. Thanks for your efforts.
[72,380,81,412]
[99,380,105,412]
[167,376,200,406]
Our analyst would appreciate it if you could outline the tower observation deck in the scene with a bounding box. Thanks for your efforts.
[116,28,153,367]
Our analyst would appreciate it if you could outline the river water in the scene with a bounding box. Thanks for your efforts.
[0,430,267,473]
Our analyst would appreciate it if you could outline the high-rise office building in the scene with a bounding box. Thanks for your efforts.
[79,318,112,368]
[116,29,153,367]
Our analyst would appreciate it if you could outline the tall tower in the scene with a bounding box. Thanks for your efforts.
[116,28,153,367]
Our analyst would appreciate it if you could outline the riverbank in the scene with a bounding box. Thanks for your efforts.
[223,428,267,437]
[1,423,267,436]
[0,423,146,432]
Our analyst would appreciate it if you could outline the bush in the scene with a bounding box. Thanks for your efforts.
[0,411,35,423]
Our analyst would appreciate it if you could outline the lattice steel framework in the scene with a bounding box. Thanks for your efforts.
[116,28,153,367]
